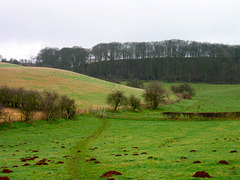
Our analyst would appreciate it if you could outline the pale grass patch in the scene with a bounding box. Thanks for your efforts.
[0,108,45,123]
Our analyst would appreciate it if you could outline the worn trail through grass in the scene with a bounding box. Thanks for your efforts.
[68,118,109,179]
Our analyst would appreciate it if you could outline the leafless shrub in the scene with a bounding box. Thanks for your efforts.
[106,90,128,112]
[143,82,167,109]
[41,91,60,122]
[59,95,76,119]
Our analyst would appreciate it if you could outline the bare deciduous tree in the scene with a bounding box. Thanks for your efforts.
[106,90,128,112]
[143,82,167,109]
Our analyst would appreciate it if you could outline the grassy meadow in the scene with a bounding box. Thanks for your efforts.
[163,83,240,112]
[1,116,240,179]
[0,62,143,109]
[1,63,240,179]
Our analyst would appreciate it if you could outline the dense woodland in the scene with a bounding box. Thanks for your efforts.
[35,39,240,83]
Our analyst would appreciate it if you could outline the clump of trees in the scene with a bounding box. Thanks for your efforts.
[171,83,196,99]
[0,86,76,122]
[107,82,169,111]
[106,91,141,112]
[36,40,240,84]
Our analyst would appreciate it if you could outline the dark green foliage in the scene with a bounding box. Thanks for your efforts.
[128,95,141,111]
[126,79,144,89]
[59,95,76,119]
[171,83,196,97]
[106,91,128,112]
[36,46,89,72]
[143,82,167,109]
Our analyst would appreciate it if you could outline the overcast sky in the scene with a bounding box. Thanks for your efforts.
[1,0,240,60]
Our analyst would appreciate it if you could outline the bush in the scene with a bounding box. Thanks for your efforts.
[41,91,60,122]
[20,90,40,122]
[143,82,167,109]
[106,90,128,112]
[171,83,196,98]
[182,91,191,100]
[126,79,144,89]
[128,95,141,111]
[0,86,11,106]
[0,103,3,115]
[0,86,77,122]
[59,95,76,119]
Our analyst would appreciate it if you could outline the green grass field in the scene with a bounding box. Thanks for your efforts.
[1,63,240,179]
[1,116,239,179]
[163,83,240,112]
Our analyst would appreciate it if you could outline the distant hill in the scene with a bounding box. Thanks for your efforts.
[0,62,143,109]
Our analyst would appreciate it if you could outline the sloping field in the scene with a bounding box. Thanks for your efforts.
[0,62,143,109]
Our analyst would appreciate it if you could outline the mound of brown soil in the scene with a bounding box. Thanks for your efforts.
[148,156,153,159]
[218,160,228,165]
[100,171,122,178]
[141,152,147,155]
[0,177,10,180]
[230,150,237,153]
[22,163,30,166]
[115,154,121,157]
[193,161,201,163]
[180,157,188,159]
[38,158,47,163]
[133,153,139,156]
[20,155,39,162]
[192,171,212,178]
[190,150,196,152]
[94,161,100,163]
[35,160,48,165]
[212,150,217,152]
[86,158,96,162]
[2,169,13,173]
[12,165,18,168]
[56,161,64,164]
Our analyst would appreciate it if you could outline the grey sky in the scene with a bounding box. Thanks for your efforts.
[0,0,240,59]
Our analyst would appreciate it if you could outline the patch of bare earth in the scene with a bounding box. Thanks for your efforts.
[192,171,212,178]
[0,177,10,180]
[218,160,228,165]
[100,171,122,178]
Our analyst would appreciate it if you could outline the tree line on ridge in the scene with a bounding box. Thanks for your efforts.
[35,39,240,83]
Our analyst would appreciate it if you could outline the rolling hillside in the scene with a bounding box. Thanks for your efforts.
[0,62,143,109]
